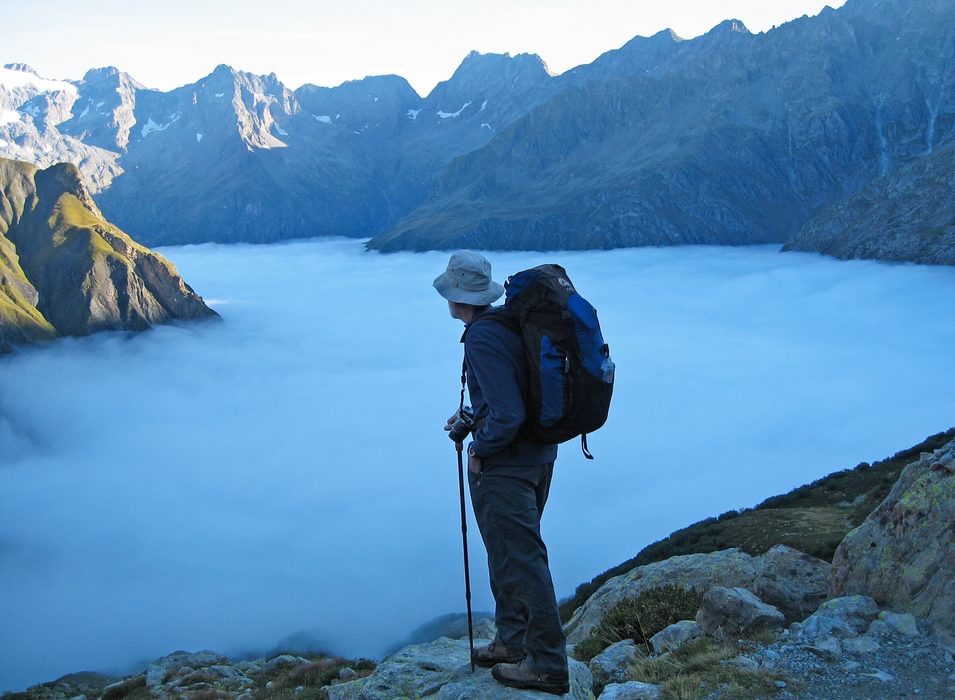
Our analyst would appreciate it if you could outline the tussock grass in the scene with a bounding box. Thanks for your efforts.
[574,585,703,662]
[631,638,790,700]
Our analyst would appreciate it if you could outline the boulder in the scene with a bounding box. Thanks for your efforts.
[805,636,842,661]
[830,440,955,636]
[842,636,880,654]
[695,587,785,638]
[326,637,595,699]
[796,595,880,640]
[875,611,919,637]
[589,640,641,690]
[597,681,662,699]
[752,545,830,621]
[564,549,757,644]
[649,621,702,654]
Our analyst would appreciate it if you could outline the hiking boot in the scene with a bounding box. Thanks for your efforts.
[471,640,525,668]
[491,660,570,696]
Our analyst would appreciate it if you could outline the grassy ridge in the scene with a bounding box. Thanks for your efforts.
[559,428,955,622]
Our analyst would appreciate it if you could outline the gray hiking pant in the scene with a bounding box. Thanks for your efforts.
[468,461,568,674]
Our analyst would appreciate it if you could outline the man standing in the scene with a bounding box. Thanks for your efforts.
[434,251,569,696]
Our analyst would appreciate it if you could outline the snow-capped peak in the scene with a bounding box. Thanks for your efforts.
[0,66,77,95]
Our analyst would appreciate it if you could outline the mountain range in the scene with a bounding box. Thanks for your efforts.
[1,0,953,264]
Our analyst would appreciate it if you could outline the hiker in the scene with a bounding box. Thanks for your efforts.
[434,250,570,696]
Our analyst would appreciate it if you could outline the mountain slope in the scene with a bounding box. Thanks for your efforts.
[784,138,955,264]
[367,0,955,252]
[0,157,216,350]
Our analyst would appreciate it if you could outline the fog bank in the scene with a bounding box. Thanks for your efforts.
[1,239,954,691]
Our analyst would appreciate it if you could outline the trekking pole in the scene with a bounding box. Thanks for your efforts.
[456,440,476,672]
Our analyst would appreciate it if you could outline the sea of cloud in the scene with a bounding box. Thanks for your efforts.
[1,238,954,691]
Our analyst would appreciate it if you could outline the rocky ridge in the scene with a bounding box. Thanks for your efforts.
[7,438,954,699]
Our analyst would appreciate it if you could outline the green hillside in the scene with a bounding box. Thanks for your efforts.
[0,156,215,350]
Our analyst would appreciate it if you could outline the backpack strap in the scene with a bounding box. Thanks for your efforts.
[581,434,595,460]
[470,307,521,335]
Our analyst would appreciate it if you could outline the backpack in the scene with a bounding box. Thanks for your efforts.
[475,264,615,459]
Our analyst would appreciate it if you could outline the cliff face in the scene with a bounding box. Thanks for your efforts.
[0,157,216,350]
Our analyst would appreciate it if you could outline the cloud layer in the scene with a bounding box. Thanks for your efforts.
[1,239,954,691]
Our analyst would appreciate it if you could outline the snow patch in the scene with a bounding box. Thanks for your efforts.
[481,123,493,131]
[406,109,421,121]
[196,132,203,143]
[480,100,488,112]
[438,102,472,119]
[215,92,225,98]
[0,66,77,95]
[141,111,181,138]
[314,114,332,124]
[0,109,20,126]
[78,102,90,119]
[372,95,378,102]
[273,123,289,136]
[95,101,105,111]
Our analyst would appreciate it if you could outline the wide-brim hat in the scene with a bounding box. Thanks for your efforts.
[433,250,505,306]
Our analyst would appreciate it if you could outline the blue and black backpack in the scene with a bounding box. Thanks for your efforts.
[478,264,615,459]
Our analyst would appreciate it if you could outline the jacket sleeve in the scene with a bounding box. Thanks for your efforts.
[464,322,526,458]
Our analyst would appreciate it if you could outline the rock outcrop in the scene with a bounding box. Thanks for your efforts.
[326,637,594,700]
[564,545,829,644]
[0,156,216,349]
[829,439,955,636]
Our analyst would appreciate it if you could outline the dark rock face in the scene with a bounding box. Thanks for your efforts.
[0,156,216,348]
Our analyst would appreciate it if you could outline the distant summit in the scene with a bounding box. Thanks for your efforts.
[2,62,39,74]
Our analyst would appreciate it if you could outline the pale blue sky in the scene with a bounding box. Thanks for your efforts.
[7,0,846,97]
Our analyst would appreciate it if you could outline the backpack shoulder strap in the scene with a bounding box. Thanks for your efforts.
[469,307,521,336]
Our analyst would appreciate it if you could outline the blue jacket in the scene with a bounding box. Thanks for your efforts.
[464,306,558,466]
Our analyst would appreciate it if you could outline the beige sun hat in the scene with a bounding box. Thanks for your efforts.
[433,250,505,306]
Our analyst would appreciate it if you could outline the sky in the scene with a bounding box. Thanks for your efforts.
[1,239,954,691]
[5,0,847,96]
